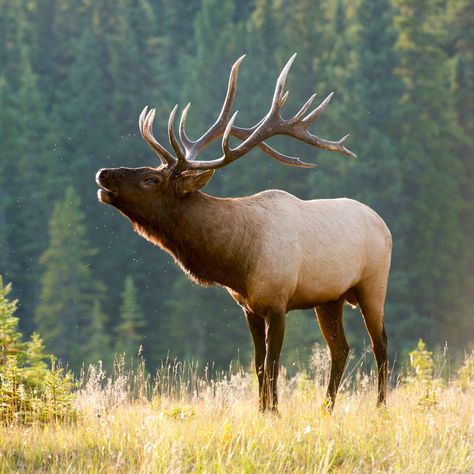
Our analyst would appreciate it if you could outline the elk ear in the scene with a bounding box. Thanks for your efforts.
[176,170,215,195]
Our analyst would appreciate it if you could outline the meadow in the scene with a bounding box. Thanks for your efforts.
[1,346,473,473]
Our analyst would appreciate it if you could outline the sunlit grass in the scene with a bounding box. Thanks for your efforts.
[1,350,473,473]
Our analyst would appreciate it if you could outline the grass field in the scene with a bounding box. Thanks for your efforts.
[1,349,473,473]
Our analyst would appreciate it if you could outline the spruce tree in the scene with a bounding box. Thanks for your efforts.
[108,0,162,142]
[0,276,25,366]
[35,187,105,370]
[393,0,465,347]
[445,0,474,345]
[159,0,201,107]
[0,0,57,331]
[278,0,347,201]
[0,276,49,387]
[336,0,406,348]
[162,276,247,367]
[84,300,112,367]
[180,0,243,132]
[29,0,87,111]
[0,275,74,422]
[115,276,145,359]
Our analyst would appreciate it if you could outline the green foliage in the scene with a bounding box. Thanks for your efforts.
[39,356,75,423]
[162,277,247,364]
[0,276,49,384]
[281,311,324,370]
[393,0,468,347]
[22,332,49,389]
[84,300,112,368]
[457,350,474,391]
[35,187,105,370]
[0,355,75,425]
[115,276,145,359]
[406,339,441,408]
[408,339,434,383]
[0,276,24,364]
[0,277,75,424]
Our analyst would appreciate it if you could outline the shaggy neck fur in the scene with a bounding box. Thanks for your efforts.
[127,191,256,296]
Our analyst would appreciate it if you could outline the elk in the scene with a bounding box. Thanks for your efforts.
[96,54,391,413]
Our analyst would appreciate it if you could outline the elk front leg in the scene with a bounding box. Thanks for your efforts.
[263,310,285,413]
[245,311,266,411]
[314,299,348,411]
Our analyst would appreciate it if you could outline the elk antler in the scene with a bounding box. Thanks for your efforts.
[139,53,356,171]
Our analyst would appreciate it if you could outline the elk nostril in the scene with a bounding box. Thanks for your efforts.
[96,168,108,183]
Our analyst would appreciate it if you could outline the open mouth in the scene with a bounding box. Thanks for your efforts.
[96,172,117,204]
[97,187,115,204]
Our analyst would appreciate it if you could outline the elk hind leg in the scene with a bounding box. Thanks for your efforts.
[357,285,388,406]
[314,298,348,411]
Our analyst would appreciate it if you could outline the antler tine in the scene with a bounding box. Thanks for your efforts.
[280,90,290,108]
[222,111,239,158]
[168,104,185,162]
[302,91,334,124]
[292,93,317,122]
[298,130,357,158]
[181,54,246,163]
[338,135,357,158]
[139,106,148,137]
[218,54,246,125]
[271,53,297,113]
[178,103,193,153]
[141,108,177,166]
[230,126,316,168]
[256,145,317,168]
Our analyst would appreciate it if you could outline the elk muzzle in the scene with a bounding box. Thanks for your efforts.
[96,168,118,204]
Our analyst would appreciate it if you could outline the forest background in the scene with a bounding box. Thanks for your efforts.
[0,0,472,373]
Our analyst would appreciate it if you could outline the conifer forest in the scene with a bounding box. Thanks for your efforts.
[1,0,473,374]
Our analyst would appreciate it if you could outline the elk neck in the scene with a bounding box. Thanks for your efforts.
[132,191,255,296]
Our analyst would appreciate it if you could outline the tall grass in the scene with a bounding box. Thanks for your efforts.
[1,346,473,473]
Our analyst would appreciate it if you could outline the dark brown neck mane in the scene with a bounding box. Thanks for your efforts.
[130,192,256,296]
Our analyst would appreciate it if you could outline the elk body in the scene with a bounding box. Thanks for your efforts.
[96,55,391,412]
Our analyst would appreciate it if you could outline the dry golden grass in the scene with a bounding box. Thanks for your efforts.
[1,354,473,473]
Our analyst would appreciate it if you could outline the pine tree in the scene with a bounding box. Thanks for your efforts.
[115,276,145,359]
[445,0,474,345]
[279,0,330,97]
[0,276,49,388]
[108,0,162,142]
[0,0,58,331]
[158,0,201,107]
[331,0,405,348]
[29,0,87,111]
[35,187,105,370]
[0,276,25,366]
[84,300,112,367]
[303,0,356,200]
[161,276,248,367]
[22,332,50,388]
[278,0,347,201]
[393,0,465,348]
[180,0,244,132]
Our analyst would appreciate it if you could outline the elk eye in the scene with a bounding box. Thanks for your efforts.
[142,177,160,186]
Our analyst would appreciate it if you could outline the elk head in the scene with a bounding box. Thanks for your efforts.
[96,53,356,224]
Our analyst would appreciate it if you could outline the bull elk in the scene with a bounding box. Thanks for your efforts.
[96,54,391,412]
